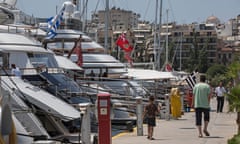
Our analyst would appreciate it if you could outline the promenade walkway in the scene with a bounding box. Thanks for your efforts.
[112,98,237,144]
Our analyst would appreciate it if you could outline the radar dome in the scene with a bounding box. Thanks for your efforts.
[63,1,75,14]
[206,15,220,24]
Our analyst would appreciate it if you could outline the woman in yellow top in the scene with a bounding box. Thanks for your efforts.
[170,88,182,119]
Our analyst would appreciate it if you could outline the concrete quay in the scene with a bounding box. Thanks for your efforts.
[112,98,237,144]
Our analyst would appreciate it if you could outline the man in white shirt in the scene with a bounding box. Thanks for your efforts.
[11,64,21,78]
[215,82,226,113]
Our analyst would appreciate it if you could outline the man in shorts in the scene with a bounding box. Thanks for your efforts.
[192,75,211,138]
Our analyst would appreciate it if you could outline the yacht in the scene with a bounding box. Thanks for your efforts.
[0,0,134,143]
[0,32,94,143]
[38,29,127,78]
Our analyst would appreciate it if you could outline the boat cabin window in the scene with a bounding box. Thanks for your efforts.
[47,42,74,50]
[27,53,58,68]
[0,52,9,69]
[0,8,14,24]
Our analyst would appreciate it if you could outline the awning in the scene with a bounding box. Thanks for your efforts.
[125,68,177,80]
[55,55,83,71]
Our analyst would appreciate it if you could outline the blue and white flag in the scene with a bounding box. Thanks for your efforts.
[46,4,65,39]
[185,71,198,90]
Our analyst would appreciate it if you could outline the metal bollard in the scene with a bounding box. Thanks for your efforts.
[180,92,184,114]
[80,103,91,144]
[164,94,170,120]
[136,97,143,136]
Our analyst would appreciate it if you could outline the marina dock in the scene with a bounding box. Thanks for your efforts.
[112,98,237,144]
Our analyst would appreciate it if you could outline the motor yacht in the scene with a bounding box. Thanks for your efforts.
[0,32,96,143]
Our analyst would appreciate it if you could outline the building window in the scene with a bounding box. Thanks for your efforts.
[229,53,232,59]
[210,52,215,57]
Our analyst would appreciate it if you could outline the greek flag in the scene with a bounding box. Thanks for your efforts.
[185,72,197,90]
[46,5,65,39]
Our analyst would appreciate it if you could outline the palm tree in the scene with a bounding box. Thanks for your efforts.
[226,61,240,85]
[226,61,240,134]
[226,85,240,134]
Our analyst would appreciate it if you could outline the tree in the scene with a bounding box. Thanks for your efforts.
[187,29,199,72]
[197,45,208,73]
[226,61,240,85]
[225,61,240,135]
[226,84,240,134]
[186,28,210,73]
[206,64,227,78]
[206,64,228,86]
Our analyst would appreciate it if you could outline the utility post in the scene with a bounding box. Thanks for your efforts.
[136,97,143,136]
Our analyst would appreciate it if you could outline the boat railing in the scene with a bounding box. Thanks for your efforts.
[1,24,41,37]
[77,76,171,99]
[0,67,64,76]
[77,79,165,106]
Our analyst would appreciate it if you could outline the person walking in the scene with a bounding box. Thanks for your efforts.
[215,81,226,113]
[192,75,211,138]
[143,96,160,140]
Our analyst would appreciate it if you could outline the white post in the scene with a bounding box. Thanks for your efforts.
[1,90,12,143]
[136,97,143,136]
[80,103,91,144]
[165,94,170,120]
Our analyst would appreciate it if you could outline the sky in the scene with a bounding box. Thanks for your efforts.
[16,0,240,24]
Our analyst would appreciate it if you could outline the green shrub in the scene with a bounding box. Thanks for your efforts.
[228,134,240,144]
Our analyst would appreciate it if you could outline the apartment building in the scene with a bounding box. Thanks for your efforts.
[92,7,140,30]
[88,9,239,71]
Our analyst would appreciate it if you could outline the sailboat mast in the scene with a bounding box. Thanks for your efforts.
[165,9,169,65]
[157,0,163,70]
[180,31,183,71]
[104,0,109,53]
[82,0,85,31]
[153,0,158,70]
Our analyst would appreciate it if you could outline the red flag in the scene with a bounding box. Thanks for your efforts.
[165,63,172,72]
[116,33,134,67]
[116,33,133,52]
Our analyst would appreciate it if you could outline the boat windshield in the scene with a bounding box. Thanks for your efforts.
[27,53,58,68]
[40,72,81,93]
[128,80,150,97]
